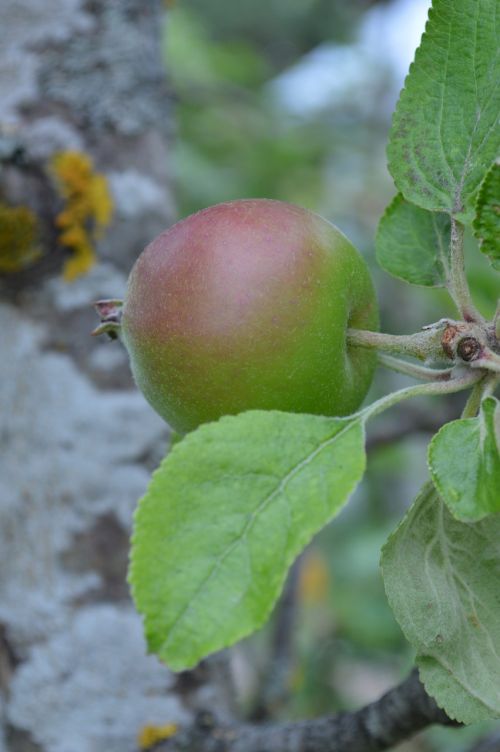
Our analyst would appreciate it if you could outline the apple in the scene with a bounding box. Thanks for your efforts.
[103,199,379,433]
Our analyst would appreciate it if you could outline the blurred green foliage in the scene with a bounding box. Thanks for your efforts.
[176,0,369,67]
[164,6,330,214]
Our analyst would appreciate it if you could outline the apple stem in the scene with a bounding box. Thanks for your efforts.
[347,325,446,361]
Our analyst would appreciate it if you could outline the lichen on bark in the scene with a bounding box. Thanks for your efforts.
[0,2,183,749]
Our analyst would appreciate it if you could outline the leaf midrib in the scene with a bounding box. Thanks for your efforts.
[161,418,361,654]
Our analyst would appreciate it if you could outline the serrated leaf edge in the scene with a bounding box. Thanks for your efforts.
[129,411,367,670]
[381,482,500,723]
[387,4,454,213]
[416,658,499,724]
[473,158,500,268]
[387,1,498,224]
[375,192,449,288]
[427,417,485,523]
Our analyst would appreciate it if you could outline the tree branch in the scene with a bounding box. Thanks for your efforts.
[467,730,500,752]
[151,669,456,752]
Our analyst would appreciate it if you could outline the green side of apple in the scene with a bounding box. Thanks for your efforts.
[121,199,378,433]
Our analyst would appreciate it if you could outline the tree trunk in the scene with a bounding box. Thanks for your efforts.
[0,3,195,750]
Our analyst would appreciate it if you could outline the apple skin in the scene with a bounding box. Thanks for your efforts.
[120,199,379,434]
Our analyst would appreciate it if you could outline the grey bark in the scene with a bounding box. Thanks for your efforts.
[467,731,500,752]
[0,2,190,751]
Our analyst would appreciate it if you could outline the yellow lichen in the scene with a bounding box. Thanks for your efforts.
[50,150,113,281]
[0,203,40,273]
[138,723,178,749]
[298,551,329,605]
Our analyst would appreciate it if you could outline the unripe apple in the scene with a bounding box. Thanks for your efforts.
[99,199,379,433]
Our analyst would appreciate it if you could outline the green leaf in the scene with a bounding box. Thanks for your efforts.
[387,0,500,224]
[129,410,366,670]
[429,397,500,521]
[473,160,500,271]
[382,481,500,724]
[376,193,451,286]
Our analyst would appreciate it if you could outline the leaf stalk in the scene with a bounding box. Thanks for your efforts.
[378,353,453,381]
[361,369,483,424]
[448,218,483,323]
